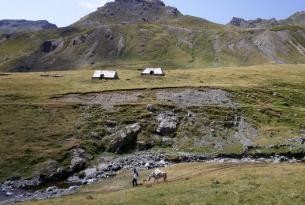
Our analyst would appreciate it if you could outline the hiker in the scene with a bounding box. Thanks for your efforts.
[132,167,139,187]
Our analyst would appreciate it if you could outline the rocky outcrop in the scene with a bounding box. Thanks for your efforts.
[229,11,305,28]
[106,123,142,154]
[35,160,68,182]
[229,17,279,29]
[156,111,178,136]
[70,148,93,172]
[281,11,305,26]
[41,39,64,53]
[0,20,57,33]
[75,0,181,27]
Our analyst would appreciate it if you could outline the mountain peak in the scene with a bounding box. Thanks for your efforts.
[76,0,181,27]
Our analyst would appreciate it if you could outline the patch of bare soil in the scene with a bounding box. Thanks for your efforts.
[55,87,236,109]
[55,90,144,109]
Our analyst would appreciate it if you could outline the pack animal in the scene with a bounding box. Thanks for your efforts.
[148,168,167,183]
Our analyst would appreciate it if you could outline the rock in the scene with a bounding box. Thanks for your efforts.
[36,160,68,182]
[229,17,279,29]
[98,163,109,171]
[156,111,178,136]
[72,34,87,46]
[70,157,87,172]
[46,186,58,194]
[41,39,64,53]
[161,137,174,147]
[68,186,79,191]
[136,140,154,151]
[69,148,93,172]
[107,123,142,154]
[6,191,13,196]
[187,111,193,118]
[84,168,97,179]
[146,104,155,112]
[288,137,305,144]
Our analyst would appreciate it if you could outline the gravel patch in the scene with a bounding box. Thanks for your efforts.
[156,88,236,108]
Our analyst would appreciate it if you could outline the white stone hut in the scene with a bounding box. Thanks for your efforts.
[92,70,119,80]
[142,68,165,76]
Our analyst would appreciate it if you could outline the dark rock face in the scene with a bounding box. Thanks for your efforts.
[41,39,64,53]
[229,17,279,29]
[107,123,142,154]
[36,160,68,182]
[0,20,57,33]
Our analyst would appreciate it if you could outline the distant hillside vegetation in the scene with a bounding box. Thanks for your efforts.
[0,0,305,72]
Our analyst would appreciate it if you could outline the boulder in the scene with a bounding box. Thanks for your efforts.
[156,111,178,136]
[69,148,92,172]
[84,168,97,179]
[107,123,142,154]
[46,186,59,194]
[70,157,86,172]
[36,160,69,182]
[136,140,154,151]
[146,104,155,112]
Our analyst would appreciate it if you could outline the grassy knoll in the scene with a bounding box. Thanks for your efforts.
[20,163,305,205]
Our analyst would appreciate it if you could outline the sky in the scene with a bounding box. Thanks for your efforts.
[0,0,305,27]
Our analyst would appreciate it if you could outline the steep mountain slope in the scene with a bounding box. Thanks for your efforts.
[0,20,57,33]
[0,0,304,72]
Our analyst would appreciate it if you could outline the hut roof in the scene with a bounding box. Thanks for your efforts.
[92,70,118,79]
[142,68,164,75]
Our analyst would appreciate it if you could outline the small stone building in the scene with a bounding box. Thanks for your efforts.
[142,68,165,76]
[92,70,119,80]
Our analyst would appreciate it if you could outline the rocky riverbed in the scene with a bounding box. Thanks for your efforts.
[0,151,303,205]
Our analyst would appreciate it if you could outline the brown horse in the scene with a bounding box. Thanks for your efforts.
[148,169,167,183]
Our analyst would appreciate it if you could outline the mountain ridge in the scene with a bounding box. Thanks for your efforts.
[0,19,57,33]
[0,0,304,72]
[229,11,305,28]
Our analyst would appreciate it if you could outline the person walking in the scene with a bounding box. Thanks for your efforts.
[132,167,139,187]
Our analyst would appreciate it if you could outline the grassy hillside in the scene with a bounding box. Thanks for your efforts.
[0,64,305,181]
[20,163,305,205]
[0,17,305,71]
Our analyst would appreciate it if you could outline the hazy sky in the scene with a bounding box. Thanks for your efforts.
[0,0,305,27]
